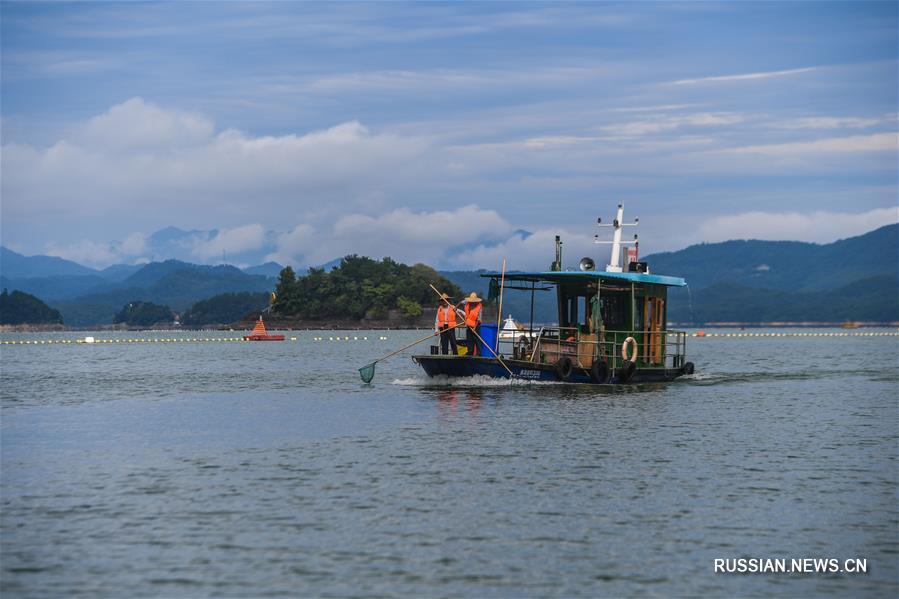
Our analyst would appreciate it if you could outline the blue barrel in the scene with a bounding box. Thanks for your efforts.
[478,324,498,356]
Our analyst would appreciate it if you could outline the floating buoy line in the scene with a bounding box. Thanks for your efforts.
[1,331,896,347]
[0,335,392,345]
[691,331,898,337]
[0,336,299,345]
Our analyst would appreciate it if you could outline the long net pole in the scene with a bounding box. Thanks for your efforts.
[494,258,506,353]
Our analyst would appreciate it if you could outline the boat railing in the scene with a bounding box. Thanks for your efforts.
[513,326,688,370]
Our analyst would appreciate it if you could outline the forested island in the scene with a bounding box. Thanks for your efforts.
[0,289,64,326]
[113,301,174,327]
[265,256,463,327]
[182,292,271,326]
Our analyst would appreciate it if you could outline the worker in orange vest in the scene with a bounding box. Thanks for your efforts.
[435,293,459,355]
[463,292,483,356]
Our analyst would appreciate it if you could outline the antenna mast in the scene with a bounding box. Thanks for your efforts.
[594,203,638,273]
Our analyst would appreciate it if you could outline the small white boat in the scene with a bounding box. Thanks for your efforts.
[498,315,536,341]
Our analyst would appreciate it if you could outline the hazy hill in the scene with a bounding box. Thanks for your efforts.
[0,246,97,278]
[667,274,898,323]
[242,262,284,277]
[644,224,897,292]
[120,259,200,287]
[50,261,276,326]
[0,274,112,301]
[98,263,144,281]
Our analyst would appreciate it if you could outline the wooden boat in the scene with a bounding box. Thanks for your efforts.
[243,316,285,341]
[413,203,695,384]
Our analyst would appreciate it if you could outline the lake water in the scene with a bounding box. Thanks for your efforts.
[1,329,897,597]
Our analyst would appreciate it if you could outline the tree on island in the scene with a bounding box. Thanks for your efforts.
[113,301,174,327]
[0,289,64,325]
[271,256,463,320]
[181,292,271,326]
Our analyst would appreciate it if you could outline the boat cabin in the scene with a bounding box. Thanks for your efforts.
[481,270,688,375]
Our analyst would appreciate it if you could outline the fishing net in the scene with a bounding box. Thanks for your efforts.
[359,362,376,384]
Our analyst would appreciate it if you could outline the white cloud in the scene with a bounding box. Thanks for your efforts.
[258,65,615,100]
[32,203,898,271]
[76,97,214,150]
[44,58,122,75]
[724,132,898,155]
[265,224,317,266]
[43,240,121,267]
[601,112,744,136]
[609,103,702,113]
[41,232,151,267]
[696,207,899,244]
[452,228,604,271]
[774,116,887,130]
[266,205,513,267]
[120,232,147,255]
[2,98,428,237]
[5,98,896,266]
[191,224,267,260]
[672,67,816,85]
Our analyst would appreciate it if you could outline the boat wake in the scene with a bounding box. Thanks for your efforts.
[682,368,895,386]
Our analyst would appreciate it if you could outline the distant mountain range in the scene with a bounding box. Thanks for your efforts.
[1,224,896,325]
[0,251,279,325]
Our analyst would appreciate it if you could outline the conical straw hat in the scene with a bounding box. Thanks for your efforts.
[466,292,482,303]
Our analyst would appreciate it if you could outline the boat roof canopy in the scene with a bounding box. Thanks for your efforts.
[481,270,687,288]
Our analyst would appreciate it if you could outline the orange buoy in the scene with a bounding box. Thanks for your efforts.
[243,316,285,341]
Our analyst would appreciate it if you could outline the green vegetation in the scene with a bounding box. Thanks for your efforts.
[272,256,462,320]
[0,289,63,325]
[113,301,174,327]
[182,292,271,326]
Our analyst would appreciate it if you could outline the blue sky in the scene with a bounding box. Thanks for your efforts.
[1,1,896,269]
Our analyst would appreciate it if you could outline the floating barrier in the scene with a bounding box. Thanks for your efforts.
[690,331,898,338]
[0,336,300,345]
[4,331,895,347]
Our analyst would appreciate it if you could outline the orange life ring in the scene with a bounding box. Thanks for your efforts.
[621,336,638,363]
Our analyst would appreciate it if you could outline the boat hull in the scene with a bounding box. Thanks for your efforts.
[413,355,687,384]
[243,334,285,341]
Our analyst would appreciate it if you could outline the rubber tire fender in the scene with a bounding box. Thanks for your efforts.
[682,361,695,376]
[618,360,636,383]
[590,359,610,384]
[554,356,573,381]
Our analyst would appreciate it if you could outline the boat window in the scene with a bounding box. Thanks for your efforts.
[600,294,627,330]
[634,297,644,331]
